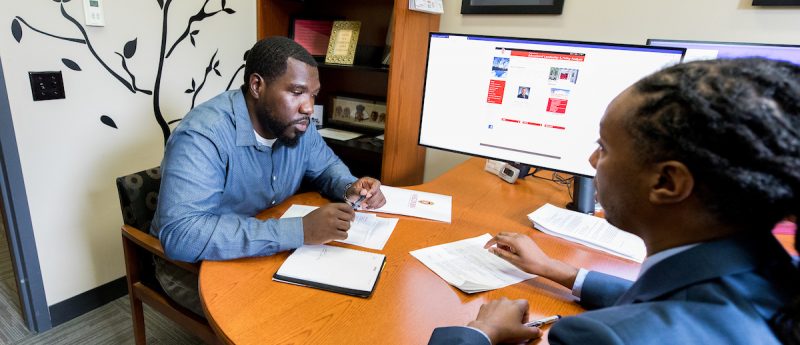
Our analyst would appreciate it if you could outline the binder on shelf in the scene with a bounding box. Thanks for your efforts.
[272,244,386,298]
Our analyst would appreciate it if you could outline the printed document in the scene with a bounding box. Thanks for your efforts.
[528,203,646,262]
[281,204,398,250]
[273,245,385,297]
[410,233,536,293]
[373,186,452,223]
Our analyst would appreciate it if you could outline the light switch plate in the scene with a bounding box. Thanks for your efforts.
[83,0,105,27]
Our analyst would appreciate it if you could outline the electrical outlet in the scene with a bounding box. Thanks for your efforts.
[28,71,65,101]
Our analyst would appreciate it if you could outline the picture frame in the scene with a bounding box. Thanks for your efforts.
[329,95,386,131]
[325,21,361,65]
[461,0,564,14]
[288,18,337,58]
[752,0,800,5]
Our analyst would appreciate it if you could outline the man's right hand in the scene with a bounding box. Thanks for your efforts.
[467,298,542,345]
[302,203,354,245]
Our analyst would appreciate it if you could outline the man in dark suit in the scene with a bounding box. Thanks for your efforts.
[429,58,800,344]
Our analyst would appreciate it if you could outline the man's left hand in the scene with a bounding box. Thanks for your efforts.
[346,177,386,209]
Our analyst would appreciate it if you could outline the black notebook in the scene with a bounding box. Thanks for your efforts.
[272,245,386,298]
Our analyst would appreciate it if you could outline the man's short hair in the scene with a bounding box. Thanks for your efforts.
[243,36,318,85]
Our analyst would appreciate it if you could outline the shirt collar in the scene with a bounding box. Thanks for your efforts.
[638,243,699,278]
[233,88,259,147]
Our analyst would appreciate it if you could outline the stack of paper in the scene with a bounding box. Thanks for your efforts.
[318,128,363,141]
[373,186,452,223]
[410,234,536,293]
[273,245,385,298]
[281,204,399,250]
[528,204,646,262]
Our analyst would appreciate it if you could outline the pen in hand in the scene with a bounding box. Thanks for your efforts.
[351,194,366,210]
[524,315,561,328]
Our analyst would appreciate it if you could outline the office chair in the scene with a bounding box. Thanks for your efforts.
[116,167,221,345]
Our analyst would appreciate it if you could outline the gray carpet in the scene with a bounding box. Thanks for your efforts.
[0,216,205,344]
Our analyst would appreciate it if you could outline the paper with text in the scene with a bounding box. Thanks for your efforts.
[274,245,384,293]
[318,128,363,141]
[373,186,452,223]
[281,204,398,250]
[410,233,536,293]
[528,203,646,262]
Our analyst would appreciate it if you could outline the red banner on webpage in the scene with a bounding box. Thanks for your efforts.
[487,79,506,104]
[510,50,586,62]
[547,98,568,114]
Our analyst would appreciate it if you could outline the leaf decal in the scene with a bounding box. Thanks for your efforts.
[214,60,220,68]
[190,36,195,46]
[62,0,72,2]
[11,18,22,43]
[100,115,118,129]
[156,0,164,9]
[191,29,199,36]
[185,88,193,94]
[191,78,196,88]
[123,38,137,59]
[214,69,221,77]
[222,0,227,8]
[62,58,81,71]
[223,8,236,14]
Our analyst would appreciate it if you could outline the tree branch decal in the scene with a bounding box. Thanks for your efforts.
[165,0,235,58]
[226,48,249,90]
[187,49,220,109]
[9,0,243,145]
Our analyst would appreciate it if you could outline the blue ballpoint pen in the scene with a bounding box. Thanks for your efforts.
[524,315,561,328]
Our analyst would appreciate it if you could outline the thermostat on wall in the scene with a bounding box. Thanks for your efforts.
[83,0,105,27]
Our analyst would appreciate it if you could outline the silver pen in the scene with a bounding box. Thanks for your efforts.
[524,315,561,328]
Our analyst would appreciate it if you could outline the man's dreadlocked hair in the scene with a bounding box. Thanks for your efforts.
[628,58,800,344]
[243,36,317,86]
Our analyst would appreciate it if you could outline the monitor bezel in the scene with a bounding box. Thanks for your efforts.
[646,38,800,51]
[417,32,686,178]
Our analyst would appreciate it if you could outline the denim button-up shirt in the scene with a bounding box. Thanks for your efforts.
[151,89,356,262]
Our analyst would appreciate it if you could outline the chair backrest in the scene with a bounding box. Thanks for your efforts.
[116,167,161,231]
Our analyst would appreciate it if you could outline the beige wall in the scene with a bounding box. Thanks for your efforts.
[1,0,255,305]
[424,0,800,182]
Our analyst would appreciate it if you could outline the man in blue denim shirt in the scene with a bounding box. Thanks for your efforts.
[151,37,386,316]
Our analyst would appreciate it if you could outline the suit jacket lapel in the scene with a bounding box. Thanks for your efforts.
[614,233,790,305]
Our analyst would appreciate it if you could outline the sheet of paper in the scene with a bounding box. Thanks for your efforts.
[318,128,363,141]
[373,186,452,223]
[275,245,384,292]
[281,204,398,250]
[410,234,536,293]
[528,203,646,262]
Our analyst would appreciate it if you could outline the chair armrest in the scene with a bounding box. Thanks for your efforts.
[121,225,200,274]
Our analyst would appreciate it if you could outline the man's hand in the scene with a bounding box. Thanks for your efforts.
[485,232,579,289]
[345,177,386,209]
[302,203,354,244]
[467,298,542,345]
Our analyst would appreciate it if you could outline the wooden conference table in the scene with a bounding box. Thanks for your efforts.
[198,159,655,344]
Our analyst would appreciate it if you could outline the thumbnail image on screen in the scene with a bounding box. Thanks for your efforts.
[647,39,800,65]
[418,33,685,177]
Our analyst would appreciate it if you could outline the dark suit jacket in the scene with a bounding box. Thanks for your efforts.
[429,233,799,345]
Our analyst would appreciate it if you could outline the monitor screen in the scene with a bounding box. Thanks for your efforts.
[418,33,685,177]
[647,39,800,65]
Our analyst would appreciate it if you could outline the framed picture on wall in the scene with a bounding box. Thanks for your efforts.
[752,0,800,5]
[329,95,386,131]
[461,0,565,14]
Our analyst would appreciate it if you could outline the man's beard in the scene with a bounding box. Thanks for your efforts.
[257,106,308,147]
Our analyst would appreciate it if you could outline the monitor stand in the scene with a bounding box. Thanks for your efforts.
[567,176,595,214]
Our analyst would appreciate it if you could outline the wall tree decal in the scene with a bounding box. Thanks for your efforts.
[10,0,245,144]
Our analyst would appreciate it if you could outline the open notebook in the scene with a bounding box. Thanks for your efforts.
[273,245,386,298]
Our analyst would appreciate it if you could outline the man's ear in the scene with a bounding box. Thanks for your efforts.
[247,73,263,100]
[649,161,694,205]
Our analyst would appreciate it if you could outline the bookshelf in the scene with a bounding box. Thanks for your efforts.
[256,0,440,186]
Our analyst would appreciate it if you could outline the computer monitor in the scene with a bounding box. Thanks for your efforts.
[418,33,685,179]
[647,39,800,65]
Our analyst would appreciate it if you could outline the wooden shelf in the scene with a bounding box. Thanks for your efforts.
[257,0,440,186]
